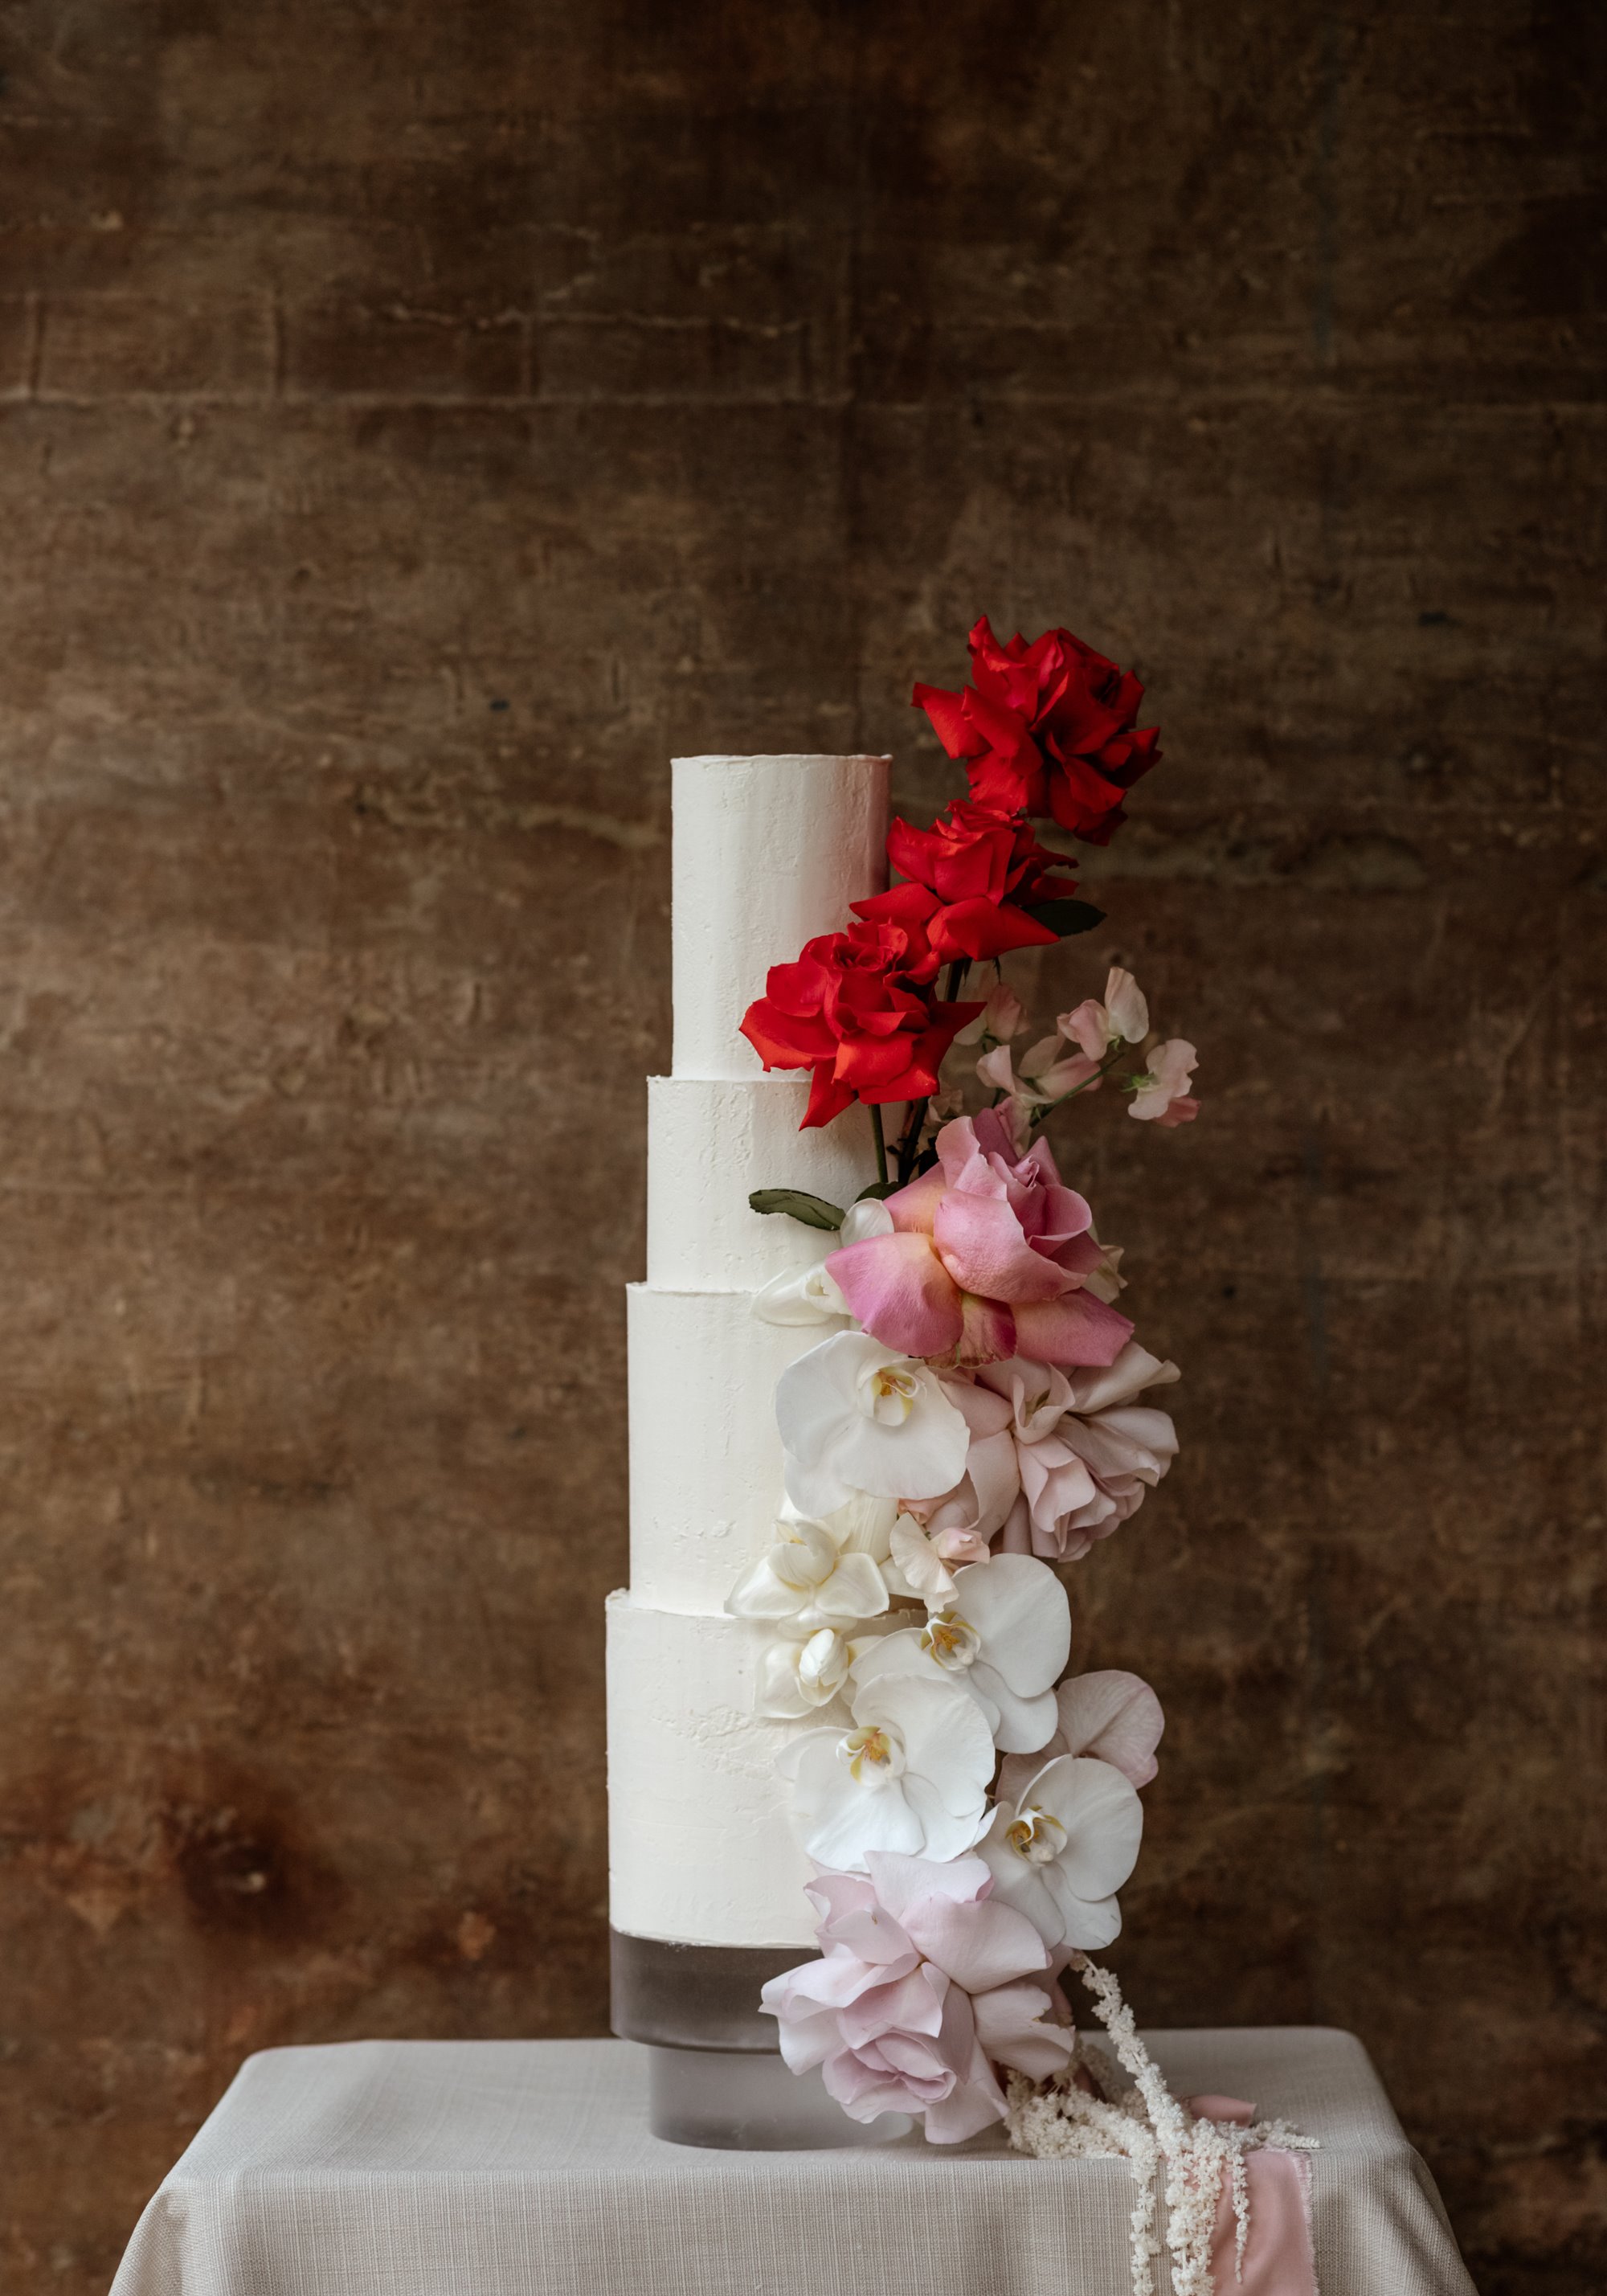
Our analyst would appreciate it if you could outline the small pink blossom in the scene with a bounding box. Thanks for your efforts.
[825,1111,1133,1371]
[1129,1037,1199,1127]
[955,980,1027,1046]
[1061,967,1151,1062]
[760,1851,1075,2142]
[976,1041,1101,1148]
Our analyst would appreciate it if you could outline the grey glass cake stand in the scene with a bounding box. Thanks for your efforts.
[611,1928,912,2149]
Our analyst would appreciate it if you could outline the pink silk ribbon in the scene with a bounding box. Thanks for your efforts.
[1184,2094,1319,2296]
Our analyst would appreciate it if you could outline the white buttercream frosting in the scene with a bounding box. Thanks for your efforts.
[671,753,889,1080]
[606,1594,820,1947]
[627,1284,844,1611]
[646,1075,870,1292]
[611,752,886,1951]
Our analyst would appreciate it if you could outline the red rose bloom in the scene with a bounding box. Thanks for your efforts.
[740,919,983,1128]
[848,800,1081,964]
[913,616,1161,844]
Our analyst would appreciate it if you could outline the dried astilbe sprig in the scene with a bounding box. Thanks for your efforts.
[1006,1954,1318,2296]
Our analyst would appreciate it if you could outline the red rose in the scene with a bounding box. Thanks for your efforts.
[740,919,982,1128]
[848,800,1080,964]
[912,616,1161,844]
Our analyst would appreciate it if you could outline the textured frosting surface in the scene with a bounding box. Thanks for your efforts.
[626,1284,834,1611]
[606,1594,820,1948]
[611,752,884,1950]
[646,1074,870,1291]
[671,753,888,1079]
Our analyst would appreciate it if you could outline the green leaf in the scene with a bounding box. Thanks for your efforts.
[1027,898,1106,938]
[855,1179,902,1203]
[749,1189,845,1231]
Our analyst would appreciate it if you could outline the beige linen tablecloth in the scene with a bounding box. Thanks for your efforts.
[110,2030,1475,2296]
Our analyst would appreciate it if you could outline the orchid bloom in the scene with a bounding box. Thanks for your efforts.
[751,1199,893,1326]
[778,1633,996,1871]
[759,1626,854,1718]
[977,1754,1145,1950]
[869,1552,1070,1754]
[726,1514,890,1637]
[824,1111,1134,1370]
[1129,1037,1200,1127]
[761,1852,1075,2142]
[775,1330,971,1516]
[1061,966,1151,1061]
[998,1668,1166,1799]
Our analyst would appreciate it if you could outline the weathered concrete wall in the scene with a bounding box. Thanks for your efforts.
[0,2,1600,2287]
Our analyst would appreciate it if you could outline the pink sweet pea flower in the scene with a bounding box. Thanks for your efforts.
[955,980,1027,1046]
[1129,1038,1200,1127]
[1060,966,1151,1062]
[825,1111,1133,1371]
[760,1851,1075,2142]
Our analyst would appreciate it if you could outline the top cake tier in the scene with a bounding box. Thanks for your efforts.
[671,753,890,1079]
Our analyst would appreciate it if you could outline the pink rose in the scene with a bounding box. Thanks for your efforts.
[979,1343,1180,1561]
[761,1852,1076,2143]
[825,1109,1133,1370]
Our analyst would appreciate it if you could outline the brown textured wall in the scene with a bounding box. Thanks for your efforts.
[0,2,1601,2288]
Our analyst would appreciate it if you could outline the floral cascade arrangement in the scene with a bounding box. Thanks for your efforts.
[731,620,1317,2296]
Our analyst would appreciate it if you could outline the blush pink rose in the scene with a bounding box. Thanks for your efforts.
[759,1851,1076,2143]
[825,1109,1133,1370]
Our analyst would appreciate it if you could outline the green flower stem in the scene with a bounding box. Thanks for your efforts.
[1027,1041,1131,1138]
[893,1097,928,1185]
[869,1101,889,1186]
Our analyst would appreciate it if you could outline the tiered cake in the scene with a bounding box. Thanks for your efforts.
[607,754,889,2004]
[600,637,1286,2248]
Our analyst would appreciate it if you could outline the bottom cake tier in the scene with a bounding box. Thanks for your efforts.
[604,1592,818,1953]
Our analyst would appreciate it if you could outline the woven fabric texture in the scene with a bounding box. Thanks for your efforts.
[110,2031,1476,2296]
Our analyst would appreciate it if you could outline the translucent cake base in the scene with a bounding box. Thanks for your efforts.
[647,2044,912,2150]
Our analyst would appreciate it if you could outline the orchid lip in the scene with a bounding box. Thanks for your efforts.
[1005,1804,1068,1865]
[920,1610,981,1672]
[840,1724,906,1787]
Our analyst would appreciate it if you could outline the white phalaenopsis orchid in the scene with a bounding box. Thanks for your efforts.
[752,1259,850,1324]
[978,1753,1144,1950]
[726,1514,889,1636]
[881,1513,959,1608]
[1060,967,1151,1062]
[751,1199,893,1325]
[776,1331,971,1516]
[778,1631,995,1870]
[759,1626,854,1718]
[893,1552,1071,1754]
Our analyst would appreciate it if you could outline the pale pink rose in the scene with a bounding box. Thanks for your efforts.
[760,1851,1075,2143]
[825,1112,1133,1371]
[1129,1037,1200,1126]
[978,1343,1179,1561]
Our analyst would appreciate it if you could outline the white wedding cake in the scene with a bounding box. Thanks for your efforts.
[606,753,889,1954]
